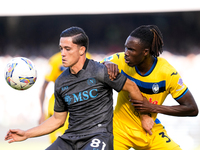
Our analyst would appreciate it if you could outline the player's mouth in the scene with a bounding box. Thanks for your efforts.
[124,56,134,67]
[62,59,67,63]
[124,56,130,64]
[125,59,129,64]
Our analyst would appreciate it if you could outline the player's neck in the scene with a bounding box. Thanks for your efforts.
[136,56,155,75]
[70,56,86,74]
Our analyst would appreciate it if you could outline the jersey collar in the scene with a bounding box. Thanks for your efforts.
[69,58,89,77]
[135,57,157,76]
[83,58,89,70]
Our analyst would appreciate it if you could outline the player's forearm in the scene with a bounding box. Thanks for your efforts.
[39,95,45,113]
[39,81,49,112]
[123,79,143,101]
[123,79,154,133]
[151,104,197,116]
[124,79,150,115]
[25,115,63,138]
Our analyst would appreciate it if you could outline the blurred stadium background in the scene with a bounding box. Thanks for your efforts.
[0,1,200,150]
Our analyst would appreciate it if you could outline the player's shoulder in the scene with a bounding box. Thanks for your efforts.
[55,68,70,84]
[103,52,124,62]
[87,59,107,80]
[157,57,168,63]
[157,57,177,73]
[157,57,174,68]
[88,59,105,70]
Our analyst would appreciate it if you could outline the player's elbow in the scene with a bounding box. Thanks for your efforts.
[189,105,199,116]
[193,107,199,116]
[52,113,66,128]
[60,121,66,127]
[58,119,66,128]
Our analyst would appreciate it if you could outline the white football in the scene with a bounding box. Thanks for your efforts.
[4,57,37,90]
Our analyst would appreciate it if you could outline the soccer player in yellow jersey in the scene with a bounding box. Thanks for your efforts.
[39,51,92,143]
[103,25,198,150]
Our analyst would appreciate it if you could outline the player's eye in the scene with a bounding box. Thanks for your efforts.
[59,46,63,51]
[66,48,70,51]
[127,47,134,51]
[129,48,133,51]
[125,47,133,51]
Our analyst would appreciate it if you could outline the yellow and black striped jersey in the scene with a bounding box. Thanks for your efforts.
[102,52,188,130]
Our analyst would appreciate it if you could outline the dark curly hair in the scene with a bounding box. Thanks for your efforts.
[130,25,164,57]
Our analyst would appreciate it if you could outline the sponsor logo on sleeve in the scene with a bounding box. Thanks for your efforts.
[176,78,185,91]
[178,78,183,86]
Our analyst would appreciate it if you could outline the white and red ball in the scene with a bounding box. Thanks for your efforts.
[4,57,37,90]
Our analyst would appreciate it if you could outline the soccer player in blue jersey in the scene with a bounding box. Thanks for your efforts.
[103,25,199,150]
[5,26,154,150]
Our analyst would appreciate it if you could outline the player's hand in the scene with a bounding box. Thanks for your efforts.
[130,96,155,113]
[140,114,154,135]
[103,61,119,81]
[5,129,27,143]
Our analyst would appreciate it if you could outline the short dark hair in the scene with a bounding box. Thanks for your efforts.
[130,25,164,57]
[60,26,89,52]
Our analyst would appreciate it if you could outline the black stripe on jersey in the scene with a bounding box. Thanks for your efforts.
[139,86,166,94]
[121,70,166,95]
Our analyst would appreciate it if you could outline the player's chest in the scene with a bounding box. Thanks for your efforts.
[122,69,168,95]
[59,77,104,105]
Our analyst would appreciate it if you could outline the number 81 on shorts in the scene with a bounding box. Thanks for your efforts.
[84,138,107,150]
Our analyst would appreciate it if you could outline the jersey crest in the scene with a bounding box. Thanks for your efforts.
[152,83,159,94]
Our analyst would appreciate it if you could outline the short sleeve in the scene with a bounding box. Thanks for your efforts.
[103,66,127,92]
[54,82,68,112]
[101,52,125,73]
[168,70,188,100]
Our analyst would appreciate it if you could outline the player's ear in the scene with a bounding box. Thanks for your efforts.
[79,46,86,56]
[144,48,150,56]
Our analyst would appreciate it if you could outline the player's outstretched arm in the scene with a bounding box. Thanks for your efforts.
[122,78,154,135]
[5,129,27,143]
[5,111,68,143]
[131,90,198,117]
[39,80,49,124]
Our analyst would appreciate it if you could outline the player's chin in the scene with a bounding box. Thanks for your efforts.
[127,62,135,67]
[125,60,134,67]
[63,64,69,68]
[62,62,69,67]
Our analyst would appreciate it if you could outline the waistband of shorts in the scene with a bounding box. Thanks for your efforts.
[64,127,108,136]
